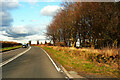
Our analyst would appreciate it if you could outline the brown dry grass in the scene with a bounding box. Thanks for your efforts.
[39,46,120,78]
[49,46,119,57]
[43,46,119,70]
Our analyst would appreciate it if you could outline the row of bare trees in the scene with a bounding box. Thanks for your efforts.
[46,2,120,48]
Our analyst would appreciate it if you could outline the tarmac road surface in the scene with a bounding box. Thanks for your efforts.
[2,46,65,78]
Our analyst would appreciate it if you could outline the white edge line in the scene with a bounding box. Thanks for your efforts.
[41,48,61,72]
[41,48,74,79]
[0,47,31,67]
[60,65,73,78]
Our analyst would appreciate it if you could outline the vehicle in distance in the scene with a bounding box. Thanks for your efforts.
[22,44,28,48]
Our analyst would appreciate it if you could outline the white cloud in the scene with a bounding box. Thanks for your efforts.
[0,0,19,27]
[25,34,50,44]
[26,34,46,41]
[4,25,44,38]
[0,32,13,41]
[10,26,28,34]
[40,5,63,16]
[0,11,13,27]
[0,30,47,44]
[0,25,49,44]
[0,21,50,43]
[2,31,10,36]
[1,0,19,10]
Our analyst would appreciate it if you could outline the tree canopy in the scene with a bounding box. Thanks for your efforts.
[46,2,120,48]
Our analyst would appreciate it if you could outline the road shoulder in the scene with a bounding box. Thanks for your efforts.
[40,47,87,79]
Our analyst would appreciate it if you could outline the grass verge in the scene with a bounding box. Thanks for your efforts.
[40,46,120,78]
[0,46,22,52]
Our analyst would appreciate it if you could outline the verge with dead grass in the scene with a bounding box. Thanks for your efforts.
[40,46,120,78]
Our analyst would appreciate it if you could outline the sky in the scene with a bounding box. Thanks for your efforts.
[0,0,118,44]
[0,0,63,44]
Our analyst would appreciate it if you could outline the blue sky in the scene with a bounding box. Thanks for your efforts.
[0,0,62,44]
[10,2,61,27]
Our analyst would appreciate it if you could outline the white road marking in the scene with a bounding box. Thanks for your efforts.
[41,48,61,72]
[60,65,73,78]
[0,47,31,67]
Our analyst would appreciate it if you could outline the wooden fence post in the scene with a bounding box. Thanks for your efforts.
[118,51,120,70]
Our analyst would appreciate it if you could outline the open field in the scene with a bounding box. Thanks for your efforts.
[40,46,120,78]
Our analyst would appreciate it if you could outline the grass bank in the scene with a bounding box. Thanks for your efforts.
[40,46,120,78]
[0,46,22,52]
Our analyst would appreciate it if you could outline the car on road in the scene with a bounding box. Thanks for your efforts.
[22,44,28,48]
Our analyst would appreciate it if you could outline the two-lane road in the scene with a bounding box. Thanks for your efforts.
[2,47,28,62]
[2,46,65,78]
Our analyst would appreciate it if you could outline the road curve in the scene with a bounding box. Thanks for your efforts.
[2,46,65,78]
[2,47,29,62]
